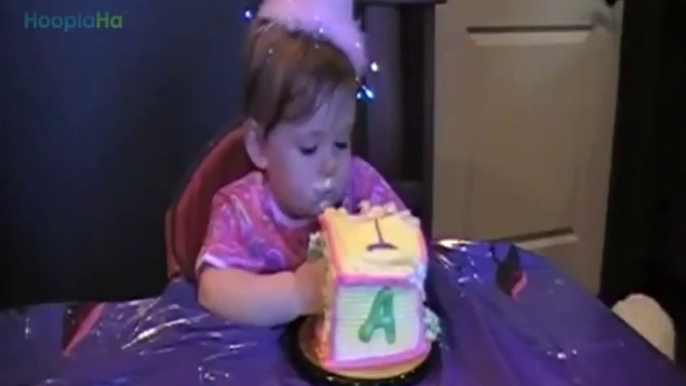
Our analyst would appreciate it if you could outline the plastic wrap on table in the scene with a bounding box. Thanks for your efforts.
[9,242,686,386]
[0,304,67,385]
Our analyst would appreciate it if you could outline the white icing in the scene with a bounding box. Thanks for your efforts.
[308,232,324,258]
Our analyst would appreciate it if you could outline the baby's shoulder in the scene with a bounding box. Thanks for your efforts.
[209,171,274,236]
[348,156,390,192]
[350,156,381,180]
[212,171,266,210]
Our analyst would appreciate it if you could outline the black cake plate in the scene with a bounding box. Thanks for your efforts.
[284,317,439,386]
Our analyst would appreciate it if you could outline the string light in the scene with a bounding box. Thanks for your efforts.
[357,85,375,101]
[358,63,379,100]
[370,61,379,73]
[244,8,254,20]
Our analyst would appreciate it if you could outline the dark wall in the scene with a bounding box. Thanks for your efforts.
[0,1,252,308]
[601,0,686,303]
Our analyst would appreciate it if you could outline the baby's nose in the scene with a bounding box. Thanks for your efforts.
[321,156,338,177]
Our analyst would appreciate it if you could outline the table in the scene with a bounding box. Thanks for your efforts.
[3,242,684,385]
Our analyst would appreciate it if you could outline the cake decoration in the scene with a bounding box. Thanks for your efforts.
[358,286,397,344]
[308,231,326,260]
[423,308,441,341]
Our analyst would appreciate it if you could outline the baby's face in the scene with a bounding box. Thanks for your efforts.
[263,89,355,220]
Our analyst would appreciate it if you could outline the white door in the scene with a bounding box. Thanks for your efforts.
[433,0,624,293]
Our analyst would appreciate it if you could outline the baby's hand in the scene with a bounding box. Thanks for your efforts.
[294,257,328,315]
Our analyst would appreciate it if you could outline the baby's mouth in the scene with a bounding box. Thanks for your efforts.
[317,198,343,212]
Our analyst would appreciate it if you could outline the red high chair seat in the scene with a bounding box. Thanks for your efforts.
[165,120,255,280]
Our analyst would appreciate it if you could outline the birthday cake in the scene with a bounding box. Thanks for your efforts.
[304,203,439,375]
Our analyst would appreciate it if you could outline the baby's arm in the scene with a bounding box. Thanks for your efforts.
[198,257,326,326]
[195,192,325,326]
[198,267,297,326]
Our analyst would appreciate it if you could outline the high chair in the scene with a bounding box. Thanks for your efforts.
[165,119,255,280]
[63,120,253,355]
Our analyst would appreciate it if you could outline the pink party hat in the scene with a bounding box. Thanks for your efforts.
[257,0,368,76]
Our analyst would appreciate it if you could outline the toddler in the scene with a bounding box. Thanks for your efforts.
[197,0,406,326]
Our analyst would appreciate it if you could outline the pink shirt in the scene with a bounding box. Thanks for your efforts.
[196,157,405,275]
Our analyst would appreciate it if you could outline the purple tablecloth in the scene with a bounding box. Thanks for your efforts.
[2,242,685,385]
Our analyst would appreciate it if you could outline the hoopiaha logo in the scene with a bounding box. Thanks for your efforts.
[24,11,126,32]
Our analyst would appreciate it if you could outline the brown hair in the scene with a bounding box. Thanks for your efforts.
[241,19,359,136]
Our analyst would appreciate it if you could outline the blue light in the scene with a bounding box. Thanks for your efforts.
[357,85,375,101]
[370,62,379,72]
[244,9,254,20]
[363,85,375,100]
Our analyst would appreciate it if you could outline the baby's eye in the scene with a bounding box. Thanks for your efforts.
[335,142,349,150]
[299,146,317,156]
